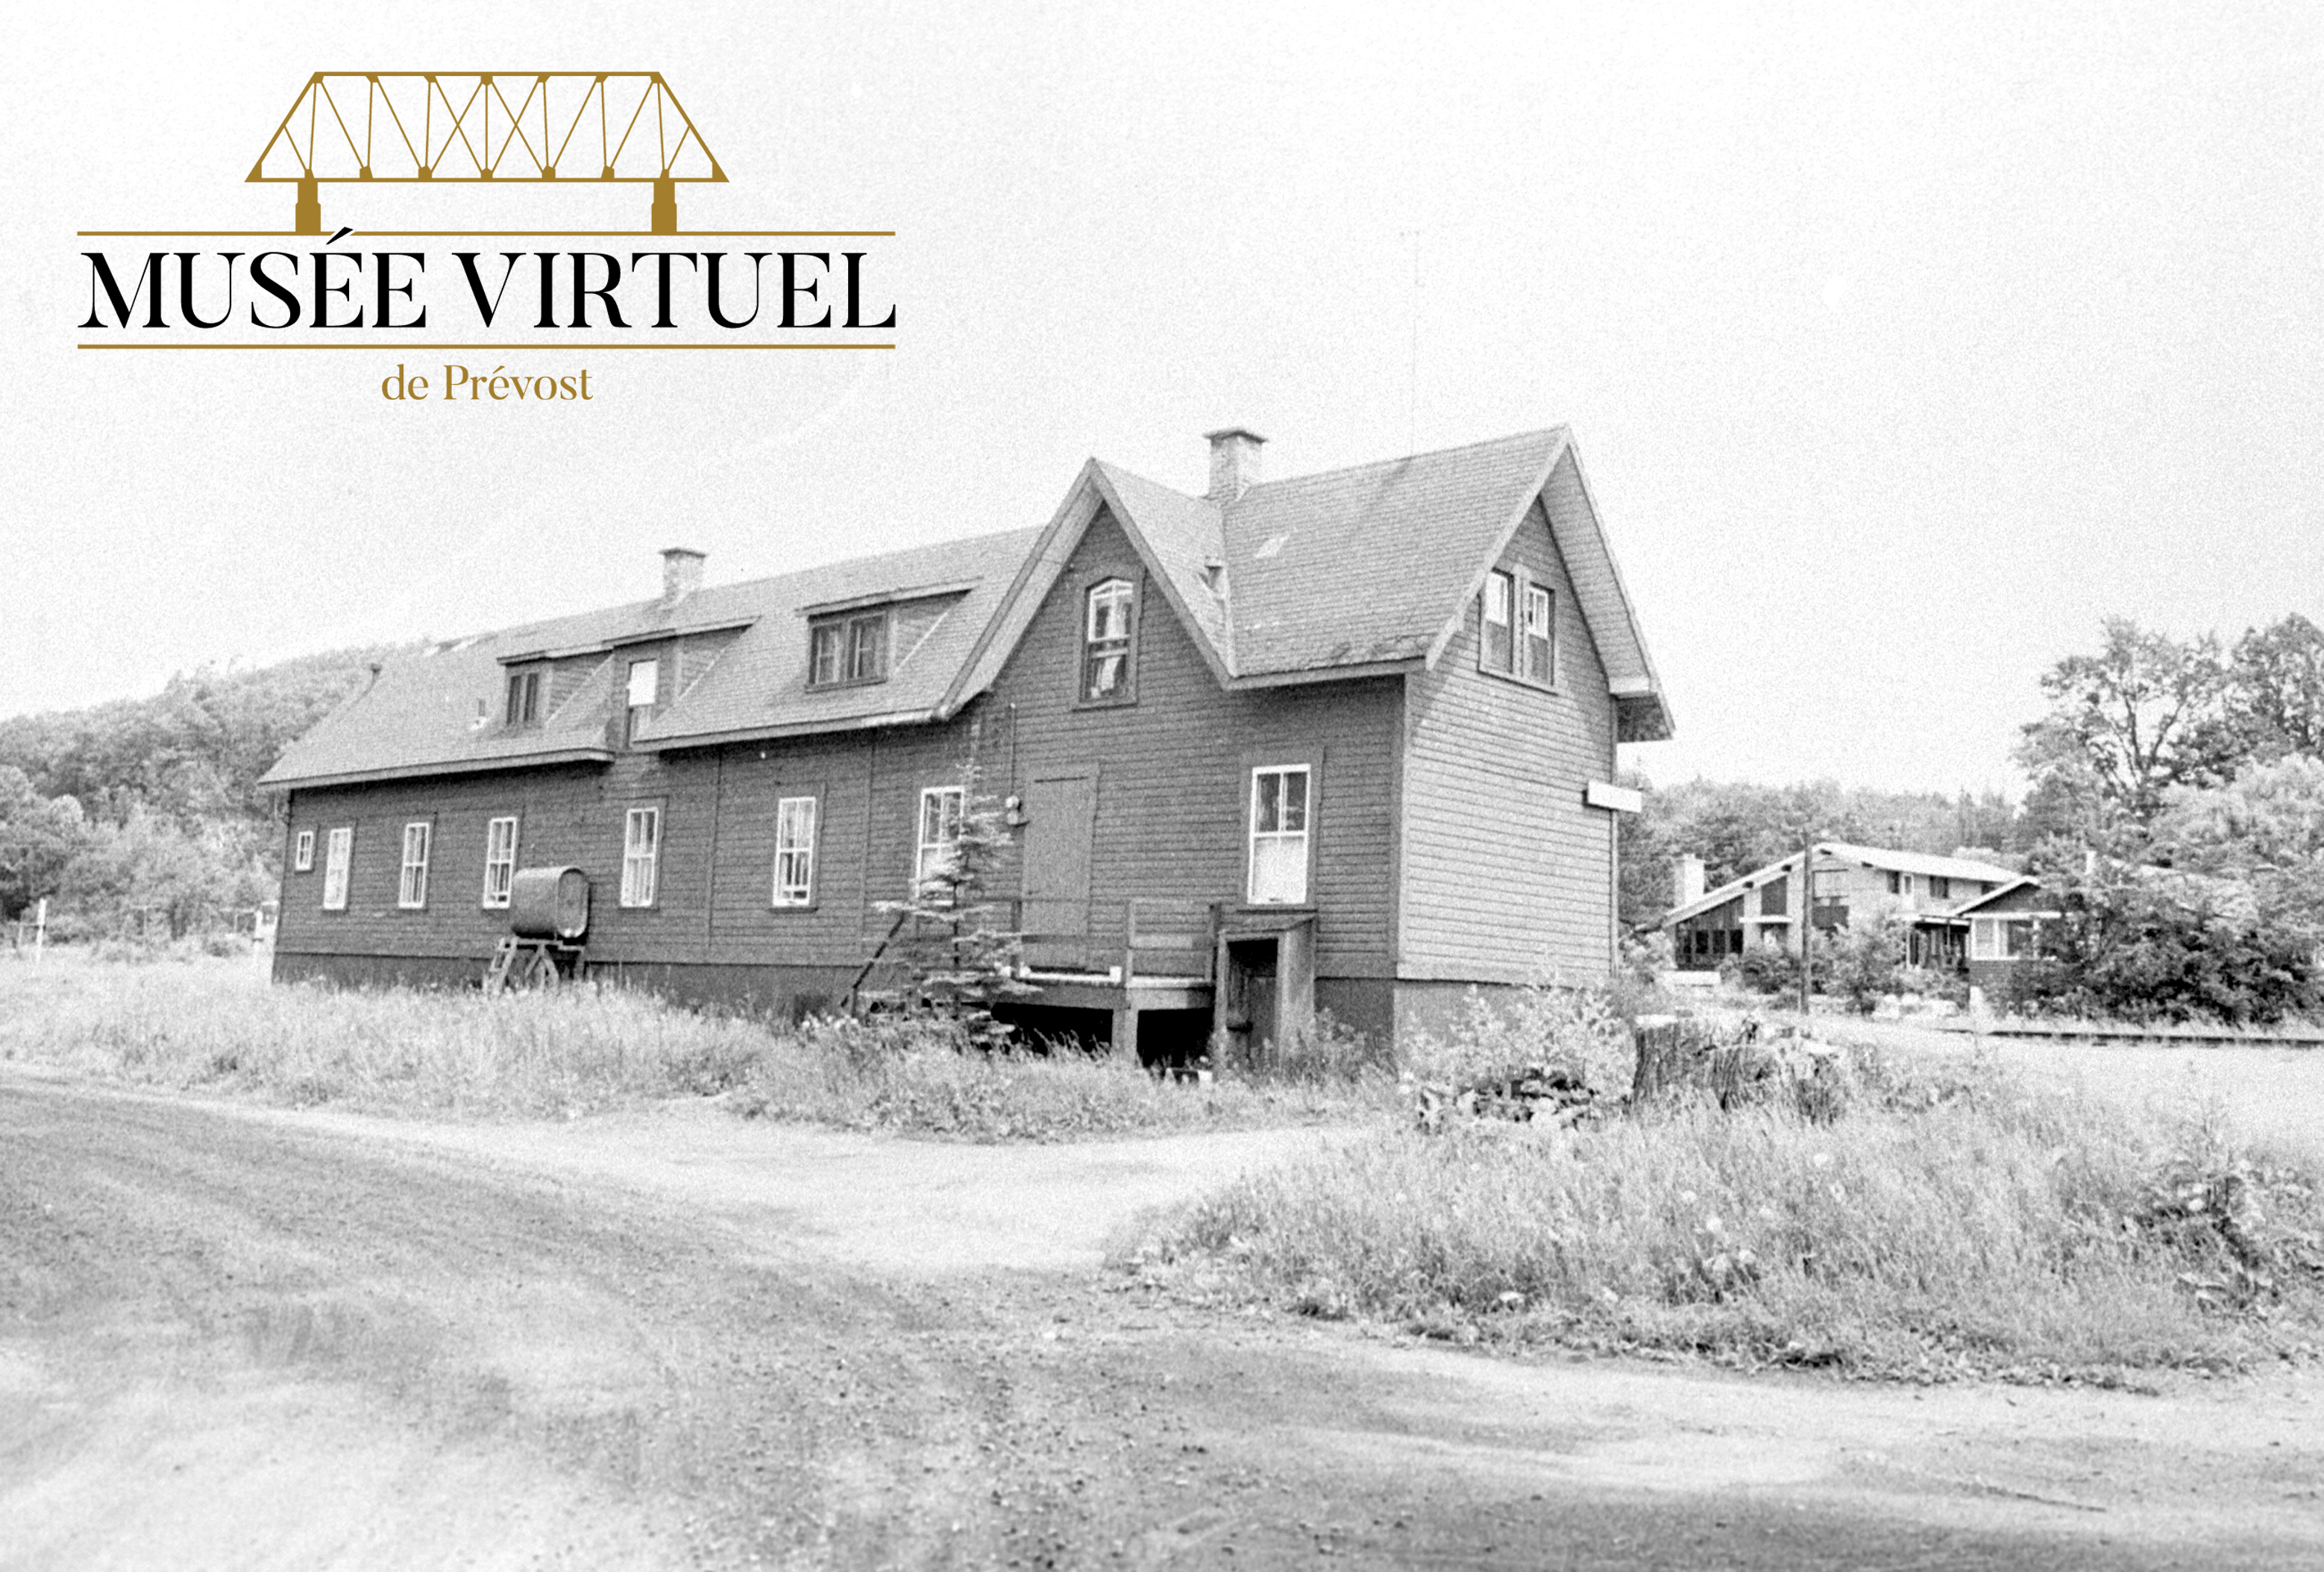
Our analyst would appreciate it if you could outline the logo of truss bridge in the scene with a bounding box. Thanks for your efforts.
[250,72,724,235]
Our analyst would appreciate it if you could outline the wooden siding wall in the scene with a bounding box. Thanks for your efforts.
[277,507,1403,984]
[976,509,1401,980]
[1397,497,1618,984]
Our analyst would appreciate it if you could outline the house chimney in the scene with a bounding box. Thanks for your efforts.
[660,547,705,604]
[1674,854,1706,908]
[1205,427,1266,500]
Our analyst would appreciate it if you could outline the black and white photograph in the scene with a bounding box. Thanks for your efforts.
[4,3,2322,1567]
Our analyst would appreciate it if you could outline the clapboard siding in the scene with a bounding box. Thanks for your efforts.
[979,509,1401,978]
[1398,498,1617,982]
[280,507,1400,982]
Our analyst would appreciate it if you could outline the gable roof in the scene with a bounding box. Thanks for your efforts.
[1662,843,2024,928]
[958,428,1674,734]
[262,427,1673,790]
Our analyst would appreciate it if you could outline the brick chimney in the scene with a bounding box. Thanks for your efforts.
[1674,855,1706,908]
[660,547,705,604]
[1205,427,1266,501]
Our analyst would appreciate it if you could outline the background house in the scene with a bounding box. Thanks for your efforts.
[1663,842,2020,971]
[261,427,1671,1059]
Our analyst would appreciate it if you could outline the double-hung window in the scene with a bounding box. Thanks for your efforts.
[1522,584,1554,684]
[1247,765,1311,905]
[292,829,315,872]
[321,827,353,911]
[398,822,431,910]
[621,805,662,908]
[1082,578,1135,702]
[481,816,519,909]
[772,796,818,908]
[915,785,967,893]
[1480,570,1516,673]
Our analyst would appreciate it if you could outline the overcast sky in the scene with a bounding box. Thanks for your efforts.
[4,1,2317,795]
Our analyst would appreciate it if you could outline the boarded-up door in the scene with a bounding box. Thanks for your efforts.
[1021,773,1096,966]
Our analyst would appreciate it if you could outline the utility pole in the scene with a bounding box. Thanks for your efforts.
[1795,845,1812,1016]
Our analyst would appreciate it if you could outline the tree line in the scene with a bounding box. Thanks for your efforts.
[0,646,412,940]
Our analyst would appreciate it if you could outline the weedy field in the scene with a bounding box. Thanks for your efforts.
[1130,1026,2324,1382]
[0,952,1383,1140]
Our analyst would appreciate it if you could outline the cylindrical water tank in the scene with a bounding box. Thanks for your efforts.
[509,867,590,940]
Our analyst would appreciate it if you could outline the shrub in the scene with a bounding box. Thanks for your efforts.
[1822,916,1907,1014]
[1721,946,1800,998]
[2008,870,2323,1025]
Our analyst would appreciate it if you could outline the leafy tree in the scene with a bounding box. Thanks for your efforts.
[0,767,87,922]
[2152,755,2324,942]
[2016,618,2239,835]
[55,805,268,942]
[2224,612,2324,762]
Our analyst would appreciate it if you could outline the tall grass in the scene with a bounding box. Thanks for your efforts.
[1131,1056,2324,1378]
[0,955,1381,1139]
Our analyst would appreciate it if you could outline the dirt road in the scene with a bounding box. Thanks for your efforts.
[4,1072,2320,1571]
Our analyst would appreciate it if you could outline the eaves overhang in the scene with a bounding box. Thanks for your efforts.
[632,708,945,752]
[261,747,616,793]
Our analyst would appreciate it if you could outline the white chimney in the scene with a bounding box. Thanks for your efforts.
[1674,855,1706,908]
[660,547,705,604]
[1205,427,1266,500]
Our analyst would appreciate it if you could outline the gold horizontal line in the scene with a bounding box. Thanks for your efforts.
[242,178,726,185]
[77,342,894,350]
[78,230,895,237]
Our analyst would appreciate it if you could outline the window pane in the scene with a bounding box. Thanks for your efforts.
[1483,573,1510,624]
[811,625,841,686]
[1086,650,1125,698]
[849,616,887,681]
[627,660,659,708]
[324,828,351,910]
[1250,836,1307,904]
[1278,770,1307,832]
[1255,771,1282,834]
[1523,587,1553,682]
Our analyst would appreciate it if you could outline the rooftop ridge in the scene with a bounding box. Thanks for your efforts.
[427,525,1048,655]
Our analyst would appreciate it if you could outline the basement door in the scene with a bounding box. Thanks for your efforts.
[1020,772,1097,967]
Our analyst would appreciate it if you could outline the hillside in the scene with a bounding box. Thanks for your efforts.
[0,644,419,930]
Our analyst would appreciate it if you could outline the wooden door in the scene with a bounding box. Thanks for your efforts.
[1020,773,1097,965]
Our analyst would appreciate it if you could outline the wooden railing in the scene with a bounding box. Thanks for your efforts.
[999,897,1220,987]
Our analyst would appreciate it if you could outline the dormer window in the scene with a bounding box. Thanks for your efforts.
[625,657,659,744]
[505,667,543,727]
[808,611,889,688]
[1081,577,1136,703]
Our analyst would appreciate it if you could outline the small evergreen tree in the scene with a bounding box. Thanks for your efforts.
[870,773,1038,1046]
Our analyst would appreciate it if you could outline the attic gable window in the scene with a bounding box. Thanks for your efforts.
[808,611,889,689]
[1081,577,1136,703]
[1522,584,1554,685]
[1480,570,1515,673]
